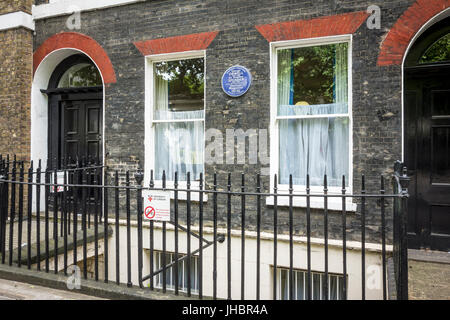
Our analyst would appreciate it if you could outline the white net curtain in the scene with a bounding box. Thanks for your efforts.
[278,43,350,187]
[153,59,205,181]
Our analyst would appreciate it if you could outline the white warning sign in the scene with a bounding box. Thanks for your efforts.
[50,171,65,193]
[143,190,171,222]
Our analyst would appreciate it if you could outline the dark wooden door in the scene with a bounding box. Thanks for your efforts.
[48,91,103,168]
[62,99,102,165]
[405,65,450,251]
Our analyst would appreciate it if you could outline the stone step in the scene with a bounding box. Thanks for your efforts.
[6,226,113,265]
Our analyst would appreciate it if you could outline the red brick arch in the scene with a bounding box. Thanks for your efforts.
[33,32,116,84]
[378,0,450,66]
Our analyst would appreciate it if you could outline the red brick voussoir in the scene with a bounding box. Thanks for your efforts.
[378,0,450,66]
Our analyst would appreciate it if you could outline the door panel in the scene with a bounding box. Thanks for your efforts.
[431,125,450,184]
[405,70,450,251]
[63,99,102,165]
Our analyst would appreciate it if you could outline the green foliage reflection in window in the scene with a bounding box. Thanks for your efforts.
[277,42,348,106]
[58,63,102,88]
[154,58,204,101]
[419,33,450,64]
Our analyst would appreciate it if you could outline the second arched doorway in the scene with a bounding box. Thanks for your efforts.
[404,16,450,251]
[42,54,104,169]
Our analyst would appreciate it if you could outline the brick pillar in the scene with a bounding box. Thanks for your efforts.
[0,0,34,163]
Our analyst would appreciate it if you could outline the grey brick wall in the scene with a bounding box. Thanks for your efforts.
[33,0,417,243]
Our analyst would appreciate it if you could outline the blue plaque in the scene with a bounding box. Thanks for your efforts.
[221,65,252,97]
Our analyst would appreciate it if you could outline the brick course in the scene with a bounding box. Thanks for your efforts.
[0,26,32,163]
[378,0,450,66]
[33,32,117,84]
[255,11,369,42]
[0,0,33,15]
[134,31,219,56]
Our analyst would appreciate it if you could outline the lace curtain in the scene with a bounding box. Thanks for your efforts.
[154,74,204,181]
[278,44,349,187]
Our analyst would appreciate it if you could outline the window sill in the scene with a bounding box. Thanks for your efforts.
[265,196,357,212]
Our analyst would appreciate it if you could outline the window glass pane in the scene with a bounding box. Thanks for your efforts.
[167,253,173,288]
[191,256,197,290]
[279,117,349,186]
[419,33,450,64]
[330,275,338,300]
[339,276,345,300]
[155,252,161,287]
[313,273,321,300]
[296,271,305,300]
[154,58,205,120]
[277,43,348,116]
[155,121,204,181]
[58,63,102,88]
[280,269,288,300]
[176,258,182,290]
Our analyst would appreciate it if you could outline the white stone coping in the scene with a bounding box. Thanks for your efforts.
[0,11,35,32]
[32,0,146,20]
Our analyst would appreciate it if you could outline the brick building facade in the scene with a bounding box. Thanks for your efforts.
[0,0,33,162]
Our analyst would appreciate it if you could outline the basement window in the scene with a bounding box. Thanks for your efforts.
[153,251,199,294]
[276,267,346,300]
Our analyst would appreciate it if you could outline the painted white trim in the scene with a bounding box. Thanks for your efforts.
[31,48,106,211]
[267,35,355,211]
[144,50,207,201]
[0,11,34,31]
[400,7,450,162]
[32,0,146,20]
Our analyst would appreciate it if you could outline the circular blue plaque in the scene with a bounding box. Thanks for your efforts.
[221,65,252,97]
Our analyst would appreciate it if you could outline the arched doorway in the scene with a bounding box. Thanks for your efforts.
[404,16,450,251]
[41,54,103,169]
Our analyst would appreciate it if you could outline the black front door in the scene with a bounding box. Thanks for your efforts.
[405,65,450,251]
[48,91,103,168]
[62,98,102,165]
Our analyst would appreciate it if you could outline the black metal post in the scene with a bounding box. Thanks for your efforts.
[126,171,132,287]
[227,173,232,300]
[136,169,144,288]
[27,162,33,270]
[398,167,410,300]
[198,172,203,299]
[273,174,278,301]
[361,174,366,300]
[174,171,179,296]
[213,173,218,300]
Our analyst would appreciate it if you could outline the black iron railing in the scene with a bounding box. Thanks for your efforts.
[392,161,410,300]
[0,154,410,300]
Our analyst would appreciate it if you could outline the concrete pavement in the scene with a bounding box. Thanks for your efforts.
[0,278,105,300]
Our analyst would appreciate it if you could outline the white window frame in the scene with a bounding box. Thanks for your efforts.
[267,35,356,211]
[144,50,207,201]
